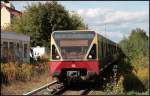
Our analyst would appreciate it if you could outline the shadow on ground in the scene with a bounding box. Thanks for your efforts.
[118,57,146,92]
[116,50,146,93]
[66,81,103,91]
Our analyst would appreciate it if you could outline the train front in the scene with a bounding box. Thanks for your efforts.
[49,31,99,84]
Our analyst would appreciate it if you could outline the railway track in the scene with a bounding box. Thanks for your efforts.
[23,80,64,95]
[23,67,117,95]
[23,80,104,95]
[62,88,102,95]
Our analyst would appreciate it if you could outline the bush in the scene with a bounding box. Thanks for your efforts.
[104,76,124,95]
[137,68,149,89]
[131,54,149,71]
[127,89,149,95]
[104,55,149,95]
[131,55,149,89]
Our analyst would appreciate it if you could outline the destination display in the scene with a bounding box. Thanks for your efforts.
[60,40,88,47]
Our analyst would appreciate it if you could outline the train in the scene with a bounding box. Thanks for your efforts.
[49,30,122,86]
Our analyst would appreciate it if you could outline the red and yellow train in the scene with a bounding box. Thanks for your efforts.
[49,30,121,86]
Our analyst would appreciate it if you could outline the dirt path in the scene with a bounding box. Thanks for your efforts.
[1,73,54,95]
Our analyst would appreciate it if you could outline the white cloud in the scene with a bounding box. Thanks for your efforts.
[76,8,149,42]
[77,8,148,25]
[78,8,112,18]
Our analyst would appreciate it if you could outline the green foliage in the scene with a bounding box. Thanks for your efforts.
[11,1,87,50]
[117,28,149,94]
[69,12,88,30]
[131,54,149,89]
[121,89,149,95]
[105,31,149,94]
[2,25,14,32]
[104,77,124,95]
[119,28,149,58]
[119,28,149,89]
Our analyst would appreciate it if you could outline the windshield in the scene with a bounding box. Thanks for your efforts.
[53,31,95,60]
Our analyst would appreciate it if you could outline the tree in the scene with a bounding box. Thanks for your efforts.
[69,11,87,30]
[2,25,14,32]
[11,1,87,50]
[119,28,149,58]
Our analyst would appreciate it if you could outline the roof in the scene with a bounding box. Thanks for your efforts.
[1,3,22,16]
[1,32,30,42]
[53,30,95,32]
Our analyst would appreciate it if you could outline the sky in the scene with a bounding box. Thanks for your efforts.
[9,1,149,43]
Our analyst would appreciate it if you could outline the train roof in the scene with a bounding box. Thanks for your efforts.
[52,30,95,35]
[97,33,117,45]
[53,30,95,32]
[52,30,118,45]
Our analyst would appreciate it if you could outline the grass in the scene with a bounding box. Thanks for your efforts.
[1,63,33,83]
[1,57,49,84]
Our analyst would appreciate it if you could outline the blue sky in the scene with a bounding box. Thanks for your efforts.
[9,1,149,42]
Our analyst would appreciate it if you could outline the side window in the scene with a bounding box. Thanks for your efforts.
[113,46,115,54]
[110,45,112,55]
[112,45,114,54]
[109,44,111,55]
[52,45,60,60]
[101,41,103,57]
[87,44,97,59]
[103,42,106,57]
[106,43,108,55]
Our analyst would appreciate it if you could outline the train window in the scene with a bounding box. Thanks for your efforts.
[113,46,115,53]
[103,42,106,57]
[106,43,108,55]
[53,32,96,60]
[60,46,88,59]
[87,44,97,59]
[110,45,112,55]
[52,45,60,60]
[108,44,109,54]
[105,43,107,57]
[58,39,92,59]
[109,44,111,55]
[105,43,107,55]
[101,41,103,57]
[112,46,114,54]
[24,44,27,58]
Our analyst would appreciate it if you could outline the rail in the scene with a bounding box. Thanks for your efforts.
[23,80,58,95]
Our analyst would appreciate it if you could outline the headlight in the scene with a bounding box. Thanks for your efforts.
[56,55,60,59]
[88,55,92,59]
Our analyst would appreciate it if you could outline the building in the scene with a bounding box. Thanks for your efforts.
[1,2,22,29]
[1,32,30,63]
